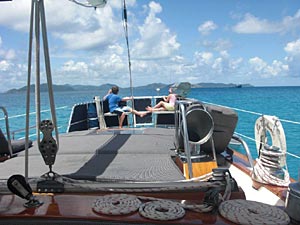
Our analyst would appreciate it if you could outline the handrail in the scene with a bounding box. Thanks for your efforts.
[11,125,36,140]
[176,101,193,179]
[231,134,254,170]
[0,106,70,140]
[0,106,13,156]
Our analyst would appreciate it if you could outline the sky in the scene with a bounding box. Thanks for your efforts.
[0,0,300,92]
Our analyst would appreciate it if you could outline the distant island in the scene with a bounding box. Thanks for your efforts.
[4,82,253,94]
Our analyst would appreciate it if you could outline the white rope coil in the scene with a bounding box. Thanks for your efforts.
[252,159,290,187]
[252,146,290,187]
[93,194,141,215]
[139,200,185,221]
[219,199,290,225]
[92,193,217,221]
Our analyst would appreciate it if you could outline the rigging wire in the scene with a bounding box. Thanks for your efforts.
[122,0,136,126]
[0,106,69,121]
[40,0,60,151]
[24,0,35,180]
[203,100,300,125]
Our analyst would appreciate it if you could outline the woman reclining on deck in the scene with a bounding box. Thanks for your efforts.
[146,88,177,112]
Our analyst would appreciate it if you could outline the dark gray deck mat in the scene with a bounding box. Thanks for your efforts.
[66,129,183,181]
[1,128,184,182]
[66,153,183,181]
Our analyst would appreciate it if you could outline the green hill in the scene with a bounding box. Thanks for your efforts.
[4,82,252,94]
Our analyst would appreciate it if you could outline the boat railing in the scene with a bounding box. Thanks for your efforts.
[0,106,71,141]
[175,101,194,178]
[0,106,13,156]
[231,134,254,170]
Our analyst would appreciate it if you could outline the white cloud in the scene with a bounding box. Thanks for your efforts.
[281,9,300,34]
[0,0,126,51]
[202,39,232,52]
[0,47,16,60]
[267,60,288,76]
[230,57,243,70]
[194,51,214,65]
[0,0,299,91]
[51,1,124,50]
[132,1,180,59]
[249,57,267,72]
[248,57,288,78]
[284,39,300,77]
[198,21,217,35]
[284,39,300,56]
[0,60,10,71]
[62,60,88,73]
[233,13,280,34]
[0,1,31,32]
[0,35,15,71]
[4,49,15,60]
[0,62,28,92]
[233,10,300,34]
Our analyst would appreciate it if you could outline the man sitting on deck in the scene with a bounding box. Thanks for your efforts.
[146,87,177,112]
[103,86,147,128]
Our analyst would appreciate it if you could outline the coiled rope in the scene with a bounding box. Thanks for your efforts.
[138,200,185,221]
[92,193,213,221]
[93,194,141,215]
[218,199,290,225]
[252,115,290,187]
[252,147,290,187]
[91,174,233,221]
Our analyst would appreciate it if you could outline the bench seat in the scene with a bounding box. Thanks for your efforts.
[152,110,175,114]
[104,112,130,116]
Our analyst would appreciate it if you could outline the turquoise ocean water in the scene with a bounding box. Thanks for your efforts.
[1,86,300,180]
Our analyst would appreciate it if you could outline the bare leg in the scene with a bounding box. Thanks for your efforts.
[131,109,147,117]
[119,112,126,128]
[146,106,165,112]
[152,101,165,109]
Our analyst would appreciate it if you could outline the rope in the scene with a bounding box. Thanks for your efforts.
[40,0,59,150]
[56,175,223,192]
[34,0,41,149]
[219,199,290,225]
[25,0,34,181]
[92,193,214,221]
[252,159,290,187]
[252,116,290,187]
[93,194,141,215]
[90,173,234,221]
[139,200,185,221]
